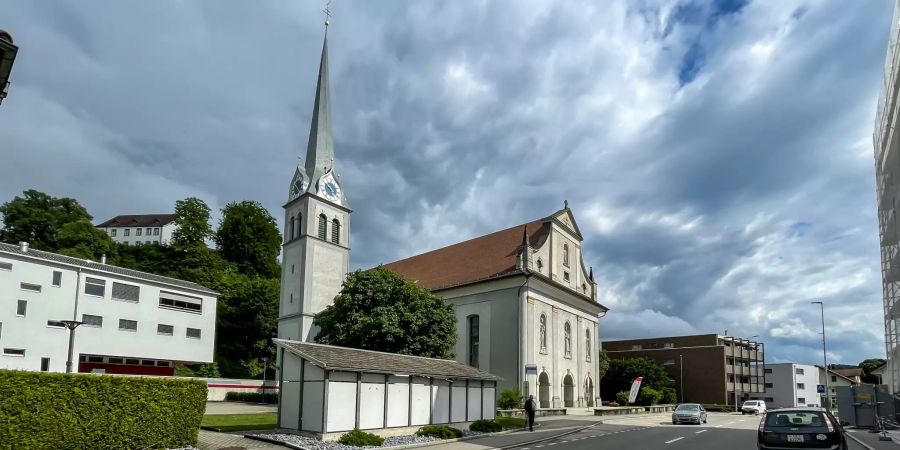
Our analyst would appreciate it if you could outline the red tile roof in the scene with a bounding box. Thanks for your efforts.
[96,214,176,228]
[384,219,548,291]
[832,368,864,378]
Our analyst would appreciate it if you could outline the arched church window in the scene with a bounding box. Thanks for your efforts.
[289,216,296,241]
[585,329,591,362]
[332,218,340,244]
[563,244,570,267]
[318,214,327,239]
[564,322,572,358]
[537,258,543,272]
[468,315,479,368]
[539,314,547,353]
[582,283,587,294]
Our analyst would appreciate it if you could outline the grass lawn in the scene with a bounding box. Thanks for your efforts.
[200,413,278,432]
[496,417,527,429]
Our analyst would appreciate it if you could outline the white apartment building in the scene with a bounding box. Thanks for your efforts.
[96,214,178,246]
[751,363,858,409]
[0,241,218,375]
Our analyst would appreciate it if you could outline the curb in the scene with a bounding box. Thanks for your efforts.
[846,432,876,450]
[495,422,603,450]
[244,434,306,450]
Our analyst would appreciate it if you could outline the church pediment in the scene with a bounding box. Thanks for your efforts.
[546,204,583,241]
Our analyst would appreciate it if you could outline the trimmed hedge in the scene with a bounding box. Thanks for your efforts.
[0,370,207,449]
[224,391,278,404]
[416,425,464,439]
[470,419,502,433]
[338,429,384,447]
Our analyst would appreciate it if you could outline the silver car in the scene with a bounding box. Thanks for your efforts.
[672,403,708,425]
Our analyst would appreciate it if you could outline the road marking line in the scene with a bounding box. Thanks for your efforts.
[695,430,707,434]
[665,437,684,444]
[547,443,556,446]
[715,425,723,428]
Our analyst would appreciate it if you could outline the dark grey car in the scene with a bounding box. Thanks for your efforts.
[672,403,708,425]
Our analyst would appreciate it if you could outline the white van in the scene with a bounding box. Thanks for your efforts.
[741,400,767,415]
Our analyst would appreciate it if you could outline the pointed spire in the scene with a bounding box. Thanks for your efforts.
[521,225,529,248]
[589,266,594,282]
[304,34,335,184]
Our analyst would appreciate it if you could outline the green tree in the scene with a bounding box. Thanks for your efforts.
[214,201,282,278]
[600,357,676,402]
[313,267,457,358]
[859,358,887,384]
[171,197,212,250]
[597,350,611,381]
[57,219,117,261]
[0,190,92,251]
[497,388,523,410]
[214,274,280,378]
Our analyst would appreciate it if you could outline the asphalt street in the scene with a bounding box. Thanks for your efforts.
[510,413,873,450]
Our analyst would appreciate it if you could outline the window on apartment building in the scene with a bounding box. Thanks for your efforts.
[663,359,675,366]
[82,314,102,328]
[141,359,155,366]
[3,348,25,357]
[20,282,41,293]
[158,292,202,313]
[765,383,773,388]
[631,344,642,350]
[795,368,804,375]
[52,271,62,287]
[110,229,117,237]
[157,324,174,336]
[118,319,137,332]
[797,383,805,389]
[764,368,772,374]
[468,315,479,367]
[797,397,806,404]
[664,342,674,348]
[124,229,130,236]
[146,228,152,235]
[0,261,11,271]
[16,300,26,316]
[40,357,50,371]
[136,228,142,236]
[87,355,103,363]
[831,376,837,383]
[108,357,124,364]
[145,241,151,245]
[157,361,170,367]
[125,358,139,365]
[84,277,106,297]
[186,328,201,339]
[154,228,159,236]
[46,320,65,328]
[112,282,140,302]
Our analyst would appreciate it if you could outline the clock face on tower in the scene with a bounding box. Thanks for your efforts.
[318,172,342,203]
[289,177,305,201]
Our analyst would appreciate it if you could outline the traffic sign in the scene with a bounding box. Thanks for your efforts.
[817,384,826,394]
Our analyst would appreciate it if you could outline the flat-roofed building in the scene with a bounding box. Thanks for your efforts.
[0,241,218,375]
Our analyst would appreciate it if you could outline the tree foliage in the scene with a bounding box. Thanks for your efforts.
[214,275,280,378]
[314,267,457,359]
[171,197,212,250]
[0,190,92,251]
[57,219,118,261]
[214,201,281,278]
[597,350,611,381]
[860,358,887,384]
[600,357,676,403]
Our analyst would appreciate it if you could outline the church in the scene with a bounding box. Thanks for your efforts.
[277,31,608,410]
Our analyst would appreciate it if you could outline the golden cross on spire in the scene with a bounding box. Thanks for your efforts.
[323,1,332,28]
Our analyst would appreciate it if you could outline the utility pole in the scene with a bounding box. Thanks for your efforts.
[812,301,829,409]
[60,320,84,373]
[679,354,684,403]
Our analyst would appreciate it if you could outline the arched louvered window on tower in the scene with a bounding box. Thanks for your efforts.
[297,213,302,238]
[318,214,327,240]
[288,216,295,242]
[332,218,340,244]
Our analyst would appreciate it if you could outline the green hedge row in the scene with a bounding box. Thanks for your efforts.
[224,391,278,404]
[0,370,207,449]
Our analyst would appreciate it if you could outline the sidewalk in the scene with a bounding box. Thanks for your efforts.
[198,429,284,450]
[846,428,900,450]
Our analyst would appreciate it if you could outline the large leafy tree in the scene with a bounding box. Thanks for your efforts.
[0,190,92,251]
[314,267,457,359]
[859,358,887,384]
[171,197,212,250]
[600,357,676,402]
[214,274,280,378]
[597,349,611,381]
[214,201,282,278]
[57,219,118,261]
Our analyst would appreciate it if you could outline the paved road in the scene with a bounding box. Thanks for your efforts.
[510,413,872,450]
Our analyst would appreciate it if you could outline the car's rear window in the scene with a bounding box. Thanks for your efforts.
[676,404,699,411]
[765,411,828,427]
[743,401,758,406]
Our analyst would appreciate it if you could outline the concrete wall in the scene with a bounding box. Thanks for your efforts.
[0,251,217,373]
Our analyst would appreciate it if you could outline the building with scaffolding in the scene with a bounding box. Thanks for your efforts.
[874,0,900,396]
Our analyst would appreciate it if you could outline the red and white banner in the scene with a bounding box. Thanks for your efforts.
[627,376,643,404]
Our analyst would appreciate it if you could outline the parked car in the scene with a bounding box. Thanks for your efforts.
[757,407,848,450]
[672,403,708,425]
[742,400,767,415]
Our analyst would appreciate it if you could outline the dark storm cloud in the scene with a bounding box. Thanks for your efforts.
[0,0,891,366]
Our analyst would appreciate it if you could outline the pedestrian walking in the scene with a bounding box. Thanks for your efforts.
[524,395,536,432]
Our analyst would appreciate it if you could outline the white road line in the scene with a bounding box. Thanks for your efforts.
[715,425,723,428]
[665,437,685,444]
[695,430,707,434]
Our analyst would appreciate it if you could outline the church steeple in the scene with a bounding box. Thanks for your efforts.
[304,35,335,183]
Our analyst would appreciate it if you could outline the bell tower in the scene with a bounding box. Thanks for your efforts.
[278,29,350,342]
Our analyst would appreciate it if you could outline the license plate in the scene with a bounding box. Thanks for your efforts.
[787,435,804,443]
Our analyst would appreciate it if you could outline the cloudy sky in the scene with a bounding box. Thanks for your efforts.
[0,0,894,366]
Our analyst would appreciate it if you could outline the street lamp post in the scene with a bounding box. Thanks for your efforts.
[679,354,684,403]
[59,320,84,373]
[812,301,829,409]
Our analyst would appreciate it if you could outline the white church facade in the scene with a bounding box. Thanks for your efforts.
[276,25,608,420]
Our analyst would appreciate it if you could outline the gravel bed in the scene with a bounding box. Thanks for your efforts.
[261,432,485,449]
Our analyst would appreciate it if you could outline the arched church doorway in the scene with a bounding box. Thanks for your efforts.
[584,375,594,407]
[538,372,550,408]
[563,374,575,407]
